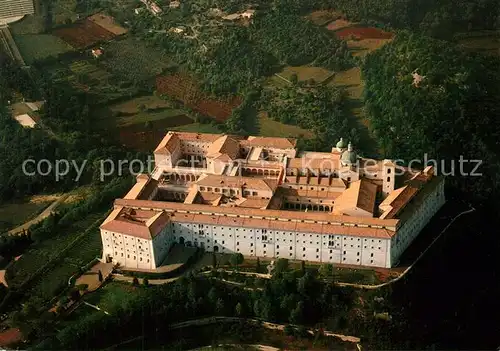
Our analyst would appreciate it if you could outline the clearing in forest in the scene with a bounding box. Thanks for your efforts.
[274,66,335,85]
[257,112,314,139]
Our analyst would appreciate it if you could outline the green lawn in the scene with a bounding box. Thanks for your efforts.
[13,34,73,64]
[84,281,144,312]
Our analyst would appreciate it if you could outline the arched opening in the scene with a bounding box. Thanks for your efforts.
[179,237,185,245]
[258,169,264,175]
[319,205,324,211]
[214,245,219,253]
[313,205,319,211]
[186,241,192,247]
[307,205,313,211]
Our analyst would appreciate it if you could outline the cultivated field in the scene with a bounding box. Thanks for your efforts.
[257,112,314,139]
[116,114,194,151]
[326,19,354,31]
[101,38,173,82]
[12,33,72,64]
[156,74,242,122]
[347,38,394,56]
[334,26,394,40]
[275,66,335,85]
[88,13,128,35]
[53,18,116,49]
[109,95,171,115]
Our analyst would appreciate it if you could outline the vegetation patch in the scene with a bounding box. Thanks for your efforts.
[252,11,352,70]
[12,34,72,64]
[274,66,335,86]
[257,112,313,139]
[0,198,52,233]
[101,38,173,83]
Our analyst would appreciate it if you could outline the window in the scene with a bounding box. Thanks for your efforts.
[276,245,279,249]
[316,248,319,252]
[387,168,391,174]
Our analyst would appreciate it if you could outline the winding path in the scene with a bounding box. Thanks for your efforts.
[169,316,361,343]
[8,194,69,235]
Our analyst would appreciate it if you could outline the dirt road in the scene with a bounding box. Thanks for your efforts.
[8,194,69,235]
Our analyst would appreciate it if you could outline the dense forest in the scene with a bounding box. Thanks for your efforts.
[33,267,386,349]
[362,31,500,202]
[0,55,143,203]
[251,10,352,70]
[271,0,499,39]
[261,84,359,151]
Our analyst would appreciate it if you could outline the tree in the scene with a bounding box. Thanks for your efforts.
[318,264,334,282]
[215,298,225,315]
[98,270,103,282]
[301,260,306,276]
[274,258,289,275]
[212,252,217,269]
[143,278,149,286]
[132,277,139,286]
[284,324,295,335]
[256,257,261,273]
[230,253,244,269]
[208,287,217,303]
[235,302,243,316]
[289,301,304,324]
[290,73,298,85]
[69,289,81,301]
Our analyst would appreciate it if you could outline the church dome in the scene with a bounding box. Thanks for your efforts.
[341,142,357,165]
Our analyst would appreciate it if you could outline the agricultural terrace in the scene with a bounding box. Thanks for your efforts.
[53,18,116,49]
[156,74,242,122]
[12,34,73,64]
[101,38,173,83]
[334,26,394,40]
